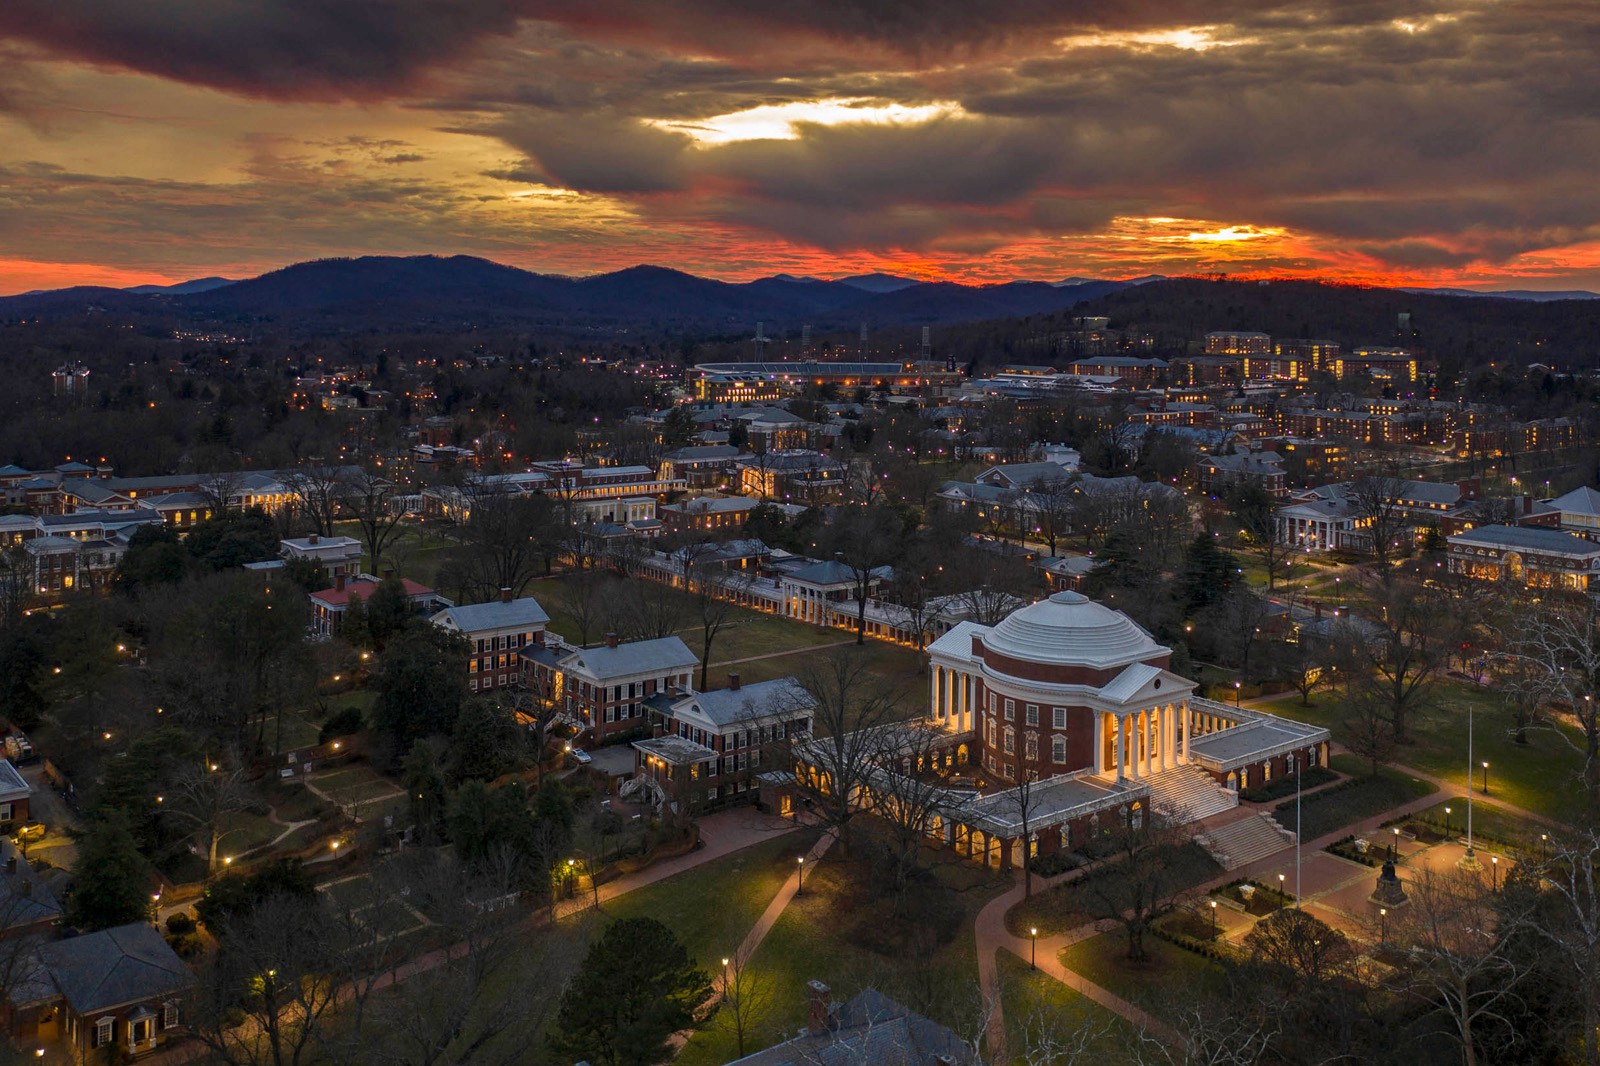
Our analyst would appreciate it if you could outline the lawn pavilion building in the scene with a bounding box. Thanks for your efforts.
[782,591,1330,872]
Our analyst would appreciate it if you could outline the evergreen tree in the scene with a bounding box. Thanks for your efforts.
[372,627,469,756]
[1178,533,1241,614]
[67,811,154,931]
[551,918,712,1066]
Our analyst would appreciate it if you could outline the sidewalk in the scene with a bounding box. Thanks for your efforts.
[554,805,800,919]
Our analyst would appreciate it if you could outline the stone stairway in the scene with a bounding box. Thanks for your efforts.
[1144,766,1238,823]
[1197,812,1297,870]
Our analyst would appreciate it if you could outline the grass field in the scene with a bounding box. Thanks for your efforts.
[1279,756,1435,840]
[1006,843,1221,939]
[996,951,1133,1064]
[678,838,1010,1066]
[1057,928,1227,1024]
[1270,681,1583,823]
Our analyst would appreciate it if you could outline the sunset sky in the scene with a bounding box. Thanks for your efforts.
[2,1,1597,294]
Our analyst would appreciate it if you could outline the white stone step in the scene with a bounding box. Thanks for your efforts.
[1197,813,1296,870]
[1144,766,1239,824]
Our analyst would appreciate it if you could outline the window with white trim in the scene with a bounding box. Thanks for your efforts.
[1053,707,1067,729]
[1024,732,1038,760]
[1025,704,1039,726]
[163,1002,179,1029]
[1003,727,1015,755]
[93,1018,114,1049]
[1003,698,1015,720]
[1052,736,1067,764]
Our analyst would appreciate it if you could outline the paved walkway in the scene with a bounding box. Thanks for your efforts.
[554,805,800,919]
[709,638,856,669]
[973,772,1459,1061]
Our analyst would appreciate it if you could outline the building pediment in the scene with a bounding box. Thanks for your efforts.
[1096,663,1196,707]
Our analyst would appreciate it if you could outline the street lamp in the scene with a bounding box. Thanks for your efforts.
[223,856,233,867]
[1029,927,1038,970]
[1277,873,1286,903]
[1209,899,1218,940]
[1491,855,1499,891]
[1234,681,1242,707]
[796,856,805,896]
[1481,761,1490,794]
[1380,907,1388,946]
[1444,806,1452,835]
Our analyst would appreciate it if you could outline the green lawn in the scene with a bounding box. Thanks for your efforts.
[996,951,1134,1064]
[1006,843,1221,938]
[1278,756,1435,841]
[678,838,1010,1065]
[1057,929,1228,1023]
[1272,681,1584,824]
[1409,799,1551,851]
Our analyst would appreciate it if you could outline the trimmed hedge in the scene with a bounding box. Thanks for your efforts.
[1240,766,1338,804]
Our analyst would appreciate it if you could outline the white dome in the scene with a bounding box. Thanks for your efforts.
[983,591,1167,670]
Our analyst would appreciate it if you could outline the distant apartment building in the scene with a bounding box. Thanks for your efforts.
[431,591,550,693]
[1273,339,1341,373]
[1059,357,1169,388]
[1454,417,1578,459]
[661,496,761,534]
[1204,331,1272,356]
[51,364,91,397]
[1330,348,1419,383]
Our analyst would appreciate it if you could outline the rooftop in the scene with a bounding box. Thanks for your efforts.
[563,636,697,680]
[36,922,193,1015]
[983,591,1168,671]
[1448,523,1600,556]
[432,597,550,634]
[675,677,814,728]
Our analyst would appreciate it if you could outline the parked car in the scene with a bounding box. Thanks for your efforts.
[566,746,592,766]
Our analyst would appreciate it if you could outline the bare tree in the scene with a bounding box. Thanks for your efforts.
[339,467,407,573]
[1500,598,1600,805]
[713,952,776,1061]
[682,543,749,690]
[1346,474,1411,580]
[825,505,905,645]
[1337,577,1453,744]
[790,652,907,857]
[281,466,341,537]
[1081,806,1196,961]
[166,760,255,873]
[1386,863,1535,1066]
[1021,475,1076,556]
[450,489,556,600]
[869,722,955,905]
[198,469,247,517]
[1531,825,1600,1066]
[1226,481,1296,591]
[554,570,605,648]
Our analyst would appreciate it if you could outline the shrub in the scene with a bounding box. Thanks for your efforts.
[319,706,366,743]
[165,912,195,936]
[1240,766,1337,804]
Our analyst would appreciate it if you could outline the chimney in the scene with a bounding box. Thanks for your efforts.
[383,567,395,580]
[4,856,14,874]
[335,573,346,593]
[18,880,29,898]
[308,533,319,545]
[1314,602,1323,622]
[499,587,513,604]
[806,980,832,1035]
[605,632,620,649]
[728,672,741,691]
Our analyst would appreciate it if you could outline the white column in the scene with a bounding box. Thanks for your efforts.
[1128,714,1142,781]
[1093,711,1104,773]
[1116,714,1127,782]
[1166,704,1177,769]
[1146,710,1158,775]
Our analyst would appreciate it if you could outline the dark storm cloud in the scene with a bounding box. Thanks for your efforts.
[0,0,1321,101]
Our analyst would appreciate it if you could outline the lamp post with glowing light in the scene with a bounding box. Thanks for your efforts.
[1380,907,1388,946]
[1209,899,1218,940]
[1029,927,1038,969]
[1481,761,1490,794]
[1491,855,1499,891]
[796,855,805,896]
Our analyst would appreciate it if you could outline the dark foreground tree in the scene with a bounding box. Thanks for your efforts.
[67,810,153,930]
[551,917,712,1066]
